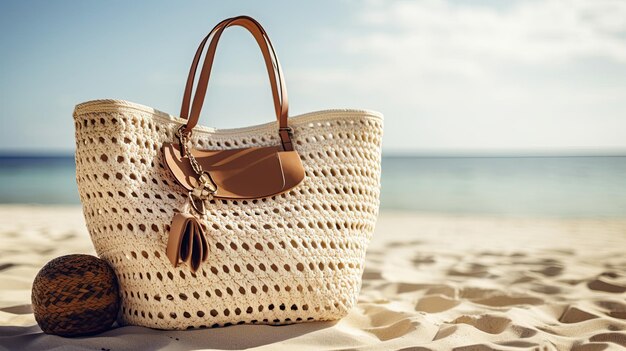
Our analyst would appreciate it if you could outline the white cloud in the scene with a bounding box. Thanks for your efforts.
[290,0,626,152]
[352,0,626,68]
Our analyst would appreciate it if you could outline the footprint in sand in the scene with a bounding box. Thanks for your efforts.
[459,287,544,307]
[544,248,575,256]
[361,305,419,341]
[432,325,458,341]
[587,277,626,293]
[411,254,436,266]
[362,305,414,328]
[571,343,612,351]
[449,314,512,334]
[365,318,418,341]
[589,332,626,347]
[436,325,535,343]
[610,311,626,320]
[595,300,626,320]
[385,240,423,248]
[509,325,538,338]
[459,287,499,299]
[395,283,430,294]
[496,341,540,348]
[415,295,460,313]
[448,263,490,278]
[600,271,622,279]
[0,263,16,272]
[559,306,599,323]
[478,250,523,257]
[394,283,457,296]
[531,264,564,277]
[361,269,383,280]
[471,295,544,307]
[424,285,457,298]
[530,283,562,295]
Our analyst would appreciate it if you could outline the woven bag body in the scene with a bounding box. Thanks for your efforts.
[73,100,383,329]
[73,16,383,330]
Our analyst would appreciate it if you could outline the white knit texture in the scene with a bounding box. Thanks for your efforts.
[73,99,384,330]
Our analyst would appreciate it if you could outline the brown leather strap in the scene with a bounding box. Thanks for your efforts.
[179,17,230,120]
[180,17,286,122]
[180,16,290,141]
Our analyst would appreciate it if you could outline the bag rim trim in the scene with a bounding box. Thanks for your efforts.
[73,99,384,135]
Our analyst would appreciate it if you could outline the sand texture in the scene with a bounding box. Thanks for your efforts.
[0,206,625,350]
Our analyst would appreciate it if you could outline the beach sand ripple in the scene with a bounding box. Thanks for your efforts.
[0,207,625,350]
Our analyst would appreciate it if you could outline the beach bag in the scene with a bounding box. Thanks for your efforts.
[73,15,384,330]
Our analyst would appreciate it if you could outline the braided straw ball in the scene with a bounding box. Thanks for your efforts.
[31,254,120,337]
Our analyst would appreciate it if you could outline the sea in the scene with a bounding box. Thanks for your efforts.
[1,155,625,218]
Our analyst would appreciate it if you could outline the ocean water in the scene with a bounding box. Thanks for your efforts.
[381,156,626,218]
[1,155,625,218]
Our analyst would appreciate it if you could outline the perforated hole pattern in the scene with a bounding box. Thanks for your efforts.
[73,100,384,330]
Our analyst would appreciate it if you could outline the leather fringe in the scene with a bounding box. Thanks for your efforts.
[166,213,209,273]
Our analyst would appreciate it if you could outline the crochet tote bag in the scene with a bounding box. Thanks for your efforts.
[73,16,383,330]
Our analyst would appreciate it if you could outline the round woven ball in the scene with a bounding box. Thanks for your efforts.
[31,254,120,337]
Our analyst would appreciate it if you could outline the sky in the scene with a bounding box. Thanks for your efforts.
[1,0,626,155]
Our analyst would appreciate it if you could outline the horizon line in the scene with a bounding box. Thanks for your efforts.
[1,149,625,159]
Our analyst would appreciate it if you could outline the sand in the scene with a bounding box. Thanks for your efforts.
[0,205,625,350]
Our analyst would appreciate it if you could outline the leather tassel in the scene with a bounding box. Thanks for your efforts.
[166,213,209,273]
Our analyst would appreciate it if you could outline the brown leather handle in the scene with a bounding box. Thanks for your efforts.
[179,17,231,121]
[180,16,290,144]
[180,16,285,121]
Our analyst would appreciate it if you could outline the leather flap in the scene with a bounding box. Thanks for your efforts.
[163,142,305,199]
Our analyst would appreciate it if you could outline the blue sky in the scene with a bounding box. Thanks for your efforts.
[1,0,626,154]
